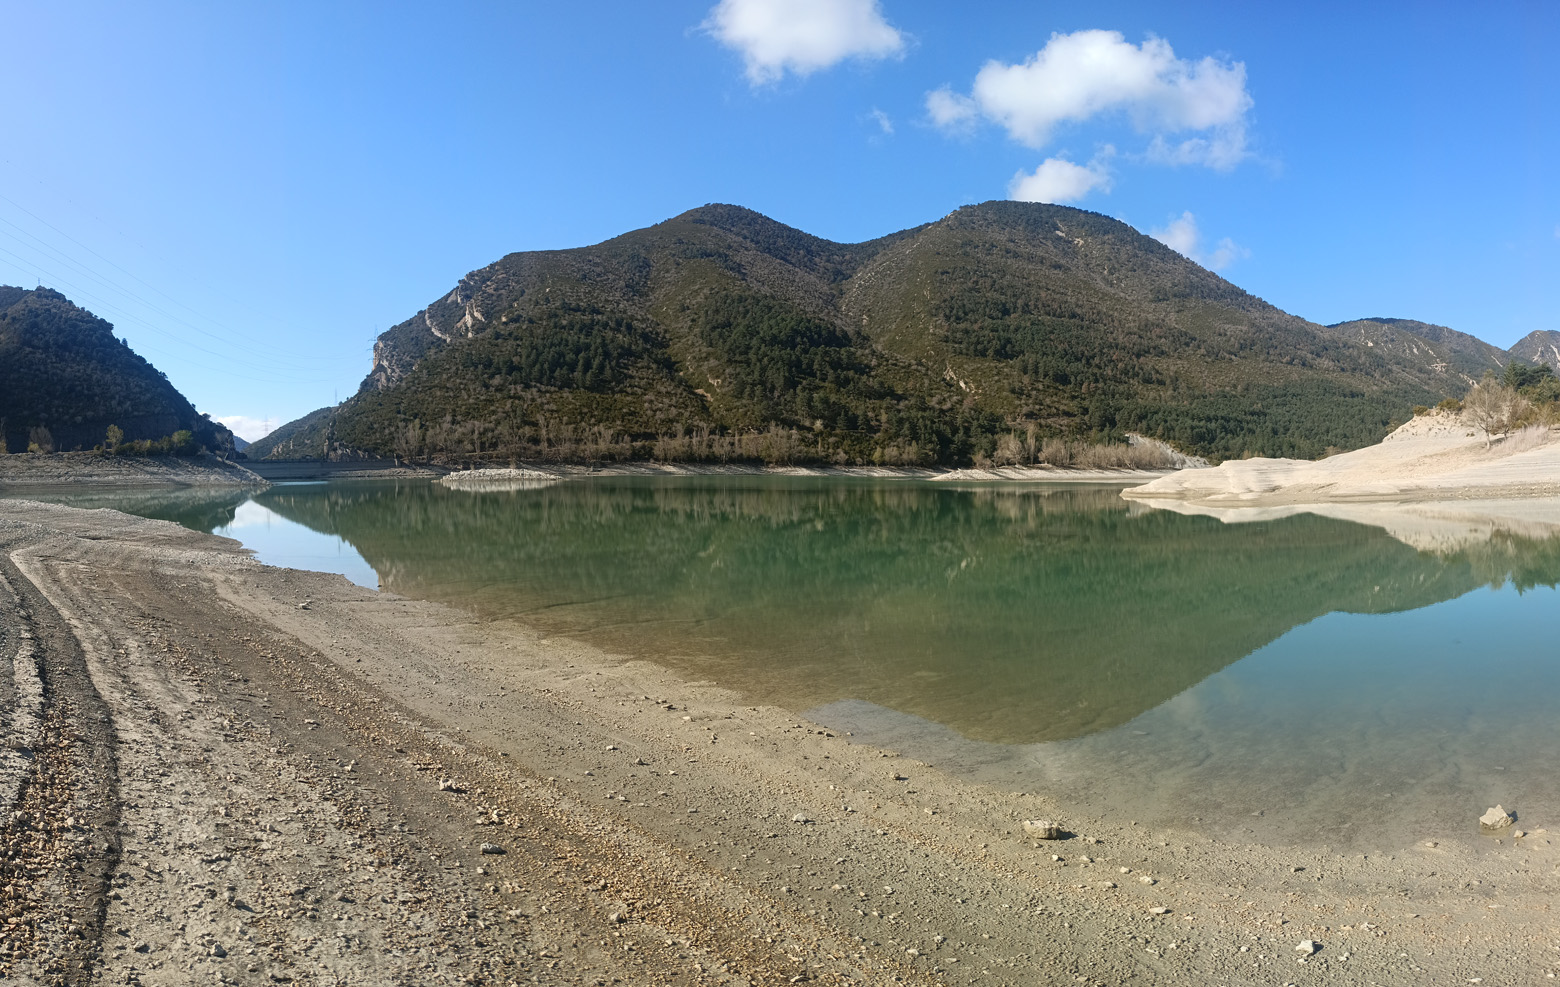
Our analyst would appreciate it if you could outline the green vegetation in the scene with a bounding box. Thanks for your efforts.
[252,202,1536,467]
[0,287,233,455]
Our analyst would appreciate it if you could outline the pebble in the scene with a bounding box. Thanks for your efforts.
[1149,907,1170,915]
[792,813,813,824]
[479,843,505,855]
[1138,876,1156,885]
[1296,940,1319,955]
[1022,820,1063,839]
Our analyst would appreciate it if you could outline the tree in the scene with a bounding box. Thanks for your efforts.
[1463,377,1531,449]
[105,424,124,452]
[1502,360,1556,392]
[27,426,54,454]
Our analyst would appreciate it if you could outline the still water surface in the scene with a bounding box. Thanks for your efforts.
[11,476,1559,847]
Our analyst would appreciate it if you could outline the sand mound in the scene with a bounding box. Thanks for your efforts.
[1124,411,1560,506]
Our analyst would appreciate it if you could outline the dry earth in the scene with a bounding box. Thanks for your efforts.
[1126,412,1560,506]
[1,499,1557,986]
[0,455,263,490]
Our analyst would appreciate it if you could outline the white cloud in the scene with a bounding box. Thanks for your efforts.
[1149,211,1249,271]
[929,29,1253,171]
[704,0,905,85]
[217,415,275,442]
[1009,156,1112,204]
[869,107,894,135]
[925,87,978,131]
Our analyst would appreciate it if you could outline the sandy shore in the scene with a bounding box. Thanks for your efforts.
[2,499,1556,985]
[1125,411,1560,507]
[0,453,266,490]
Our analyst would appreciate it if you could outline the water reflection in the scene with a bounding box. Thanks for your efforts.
[245,478,1560,746]
[10,476,1559,846]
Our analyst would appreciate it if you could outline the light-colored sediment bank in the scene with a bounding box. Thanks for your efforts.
[0,452,266,489]
[1126,411,1560,507]
[440,463,1174,491]
[1,499,1555,985]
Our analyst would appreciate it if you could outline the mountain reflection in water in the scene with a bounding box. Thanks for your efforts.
[229,477,1560,746]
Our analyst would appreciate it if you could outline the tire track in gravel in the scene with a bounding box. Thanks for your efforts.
[0,545,122,986]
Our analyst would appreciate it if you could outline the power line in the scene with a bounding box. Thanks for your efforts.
[0,244,349,385]
[0,190,368,367]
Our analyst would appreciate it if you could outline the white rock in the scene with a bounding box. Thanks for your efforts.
[1296,939,1319,954]
[1022,819,1063,839]
[1480,805,1515,831]
[791,813,813,824]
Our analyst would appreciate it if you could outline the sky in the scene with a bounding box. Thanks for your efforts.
[2,0,1557,440]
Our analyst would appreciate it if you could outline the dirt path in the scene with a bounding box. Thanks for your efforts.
[1,500,1556,986]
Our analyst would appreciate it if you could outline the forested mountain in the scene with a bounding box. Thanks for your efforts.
[249,203,1533,466]
[1512,330,1560,372]
[0,286,233,454]
[1323,317,1511,379]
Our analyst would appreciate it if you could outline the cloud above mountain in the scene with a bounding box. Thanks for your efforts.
[1151,211,1249,271]
[929,29,1254,202]
[705,0,905,84]
[1009,154,1113,204]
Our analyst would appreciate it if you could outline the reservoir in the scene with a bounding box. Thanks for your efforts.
[12,476,1559,849]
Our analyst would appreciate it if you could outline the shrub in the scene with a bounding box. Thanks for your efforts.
[1463,377,1531,448]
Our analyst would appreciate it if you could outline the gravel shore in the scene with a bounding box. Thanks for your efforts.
[1,499,1554,985]
[0,453,265,489]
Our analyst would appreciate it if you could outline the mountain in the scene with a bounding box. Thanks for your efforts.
[1323,317,1511,379]
[1512,330,1560,372]
[252,203,1497,466]
[245,404,338,460]
[0,286,233,454]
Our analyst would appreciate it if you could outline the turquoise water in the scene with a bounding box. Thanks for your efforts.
[8,476,1558,846]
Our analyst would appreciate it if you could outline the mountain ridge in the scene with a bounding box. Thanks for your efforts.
[249,202,1542,466]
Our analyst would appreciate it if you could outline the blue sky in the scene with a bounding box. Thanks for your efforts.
[2,0,1556,439]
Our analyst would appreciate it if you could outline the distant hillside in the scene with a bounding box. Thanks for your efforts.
[245,404,338,460]
[1512,330,1560,372]
[1324,317,1511,379]
[258,203,1499,466]
[0,286,233,454]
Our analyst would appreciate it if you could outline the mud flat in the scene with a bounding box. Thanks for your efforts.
[0,452,265,490]
[1,498,1556,985]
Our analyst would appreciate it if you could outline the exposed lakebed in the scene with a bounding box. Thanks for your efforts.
[11,475,1559,848]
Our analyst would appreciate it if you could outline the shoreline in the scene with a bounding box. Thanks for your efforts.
[439,462,1174,490]
[0,451,267,490]
[1,498,1554,983]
